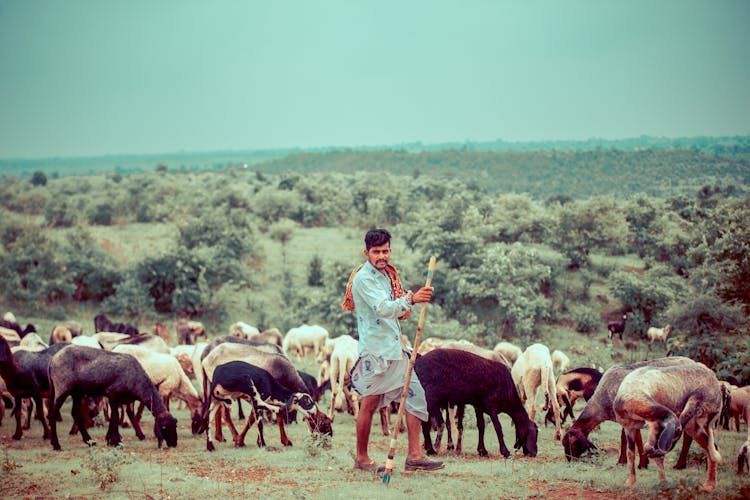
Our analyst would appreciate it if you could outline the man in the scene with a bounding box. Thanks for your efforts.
[342,228,444,473]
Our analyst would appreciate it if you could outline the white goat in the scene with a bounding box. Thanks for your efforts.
[229,321,260,339]
[283,324,329,361]
[551,349,571,374]
[647,324,673,349]
[493,341,523,364]
[613,363,723,492]
[511,343,562,440]
[325,335,359,420]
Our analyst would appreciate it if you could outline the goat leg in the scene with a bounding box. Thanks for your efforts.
[475,409,489,457]
[124,404,146,440]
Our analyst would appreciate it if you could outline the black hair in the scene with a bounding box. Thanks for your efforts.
[364,228,391,250]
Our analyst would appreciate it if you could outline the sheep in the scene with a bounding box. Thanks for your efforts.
[283,324,329,361]
[47,345,178,450]
[544,367,602,425]
[613,362,723,492]
[94,313,139,335]
[725,385,750,431]
[3,311,16,323]
[415,348,538,458]
[737,394,750,474]
[91,331,132,350]
[71,334,104,349]
[112,333,171,354]
[152,322,175,345]
[0,318,36,343]
[324,335,359,420]
[493,341,523,364]
[511,343,562,440]
[175,318,207,345]
[204,360,330,451]
[0,336,70,440]
[607,313,628,340]
[13,332,49,352]
[562,356,695,467]
[229,321,260,339]
[646,324,673,349]
[254,328,284,347]
[551,350,570,374]
[112,344,203,435]
[49,325,73,345]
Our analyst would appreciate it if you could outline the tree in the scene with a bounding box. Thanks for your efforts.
[308,255,324,287]
[30,171,47,186]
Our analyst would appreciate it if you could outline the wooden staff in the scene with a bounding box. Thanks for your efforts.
[382,255,436,484]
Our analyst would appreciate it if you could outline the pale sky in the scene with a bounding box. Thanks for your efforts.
[1,0,749,158]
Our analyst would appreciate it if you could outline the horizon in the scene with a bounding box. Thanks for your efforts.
[2,1,749,159]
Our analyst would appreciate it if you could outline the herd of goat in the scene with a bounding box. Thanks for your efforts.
[0,311,749,493]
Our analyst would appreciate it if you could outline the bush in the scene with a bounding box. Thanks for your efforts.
[88,203,114,226]
[572,307,600,334]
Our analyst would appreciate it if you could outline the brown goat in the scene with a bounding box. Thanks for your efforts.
[614,363,723,492]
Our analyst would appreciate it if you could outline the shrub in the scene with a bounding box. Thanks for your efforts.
[572,307,600,334]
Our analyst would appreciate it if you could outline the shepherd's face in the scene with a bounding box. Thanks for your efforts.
[365,243,391,271]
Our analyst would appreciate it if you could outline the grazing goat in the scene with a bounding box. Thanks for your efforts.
[48,345,178,450]
[545,367,602,425]
[562,356,695,468]
[551,350,570,374]
[229,321,260,339]
[200,340,331,446]
[737,393,750,474]
[112,344,203,434]
[607,313,628,340]
[725,385,750,432]
[613,363,722,492]
[175,318,207,345]
[205,360,331,451]
[493,341,523,364]
[511,343,562,440]
[417,337,511,450]
[416,349,538,458]
[94,314,139,336]
[0,337,69,440]
[646,324,673,349]
[323,335,359,420]
[283,324,329,361]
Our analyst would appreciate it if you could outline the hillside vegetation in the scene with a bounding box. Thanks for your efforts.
[1,142,748,383]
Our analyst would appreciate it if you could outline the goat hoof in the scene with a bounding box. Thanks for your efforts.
[207,442,215,452]
[478,450,488,458]
[425,449,436,456]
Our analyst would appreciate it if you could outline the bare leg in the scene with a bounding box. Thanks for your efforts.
[355,394,379,465]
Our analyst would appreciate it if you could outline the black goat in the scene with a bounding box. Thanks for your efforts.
[0,336,68,440]
[607,313,628,340]
[415,348,538,458]
[94,313,139,336]
[48,345,177,450]
[204,360,332,451]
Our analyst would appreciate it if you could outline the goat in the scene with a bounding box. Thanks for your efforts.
[204,360,331,451]
[418,337,511,450]
[511,343,562,440]
[551,350,570,374]
[493,341,523,364]
[646,324,673,349]
[0,336,69,440]
[324,335,359,420]
[544,367,602,425]
[229,321,260,339]
[199,340,329,446]
[94,313,139,336]
[562,356,695,468]
[152,322,175,345]
[283,324,329,361]
[416,349,538,458]
[174,318,207,345]
[48,345,178,450]
[737,393,750,474]
[112,344,203,435]
[725,385,750,431]
[613,363,722,492]
[607,313,628,340]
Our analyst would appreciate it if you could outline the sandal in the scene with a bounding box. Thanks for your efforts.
[353,461,386,473]
[404,457,444,471]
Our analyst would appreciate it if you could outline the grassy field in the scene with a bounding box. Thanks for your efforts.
[1,353,748,500]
